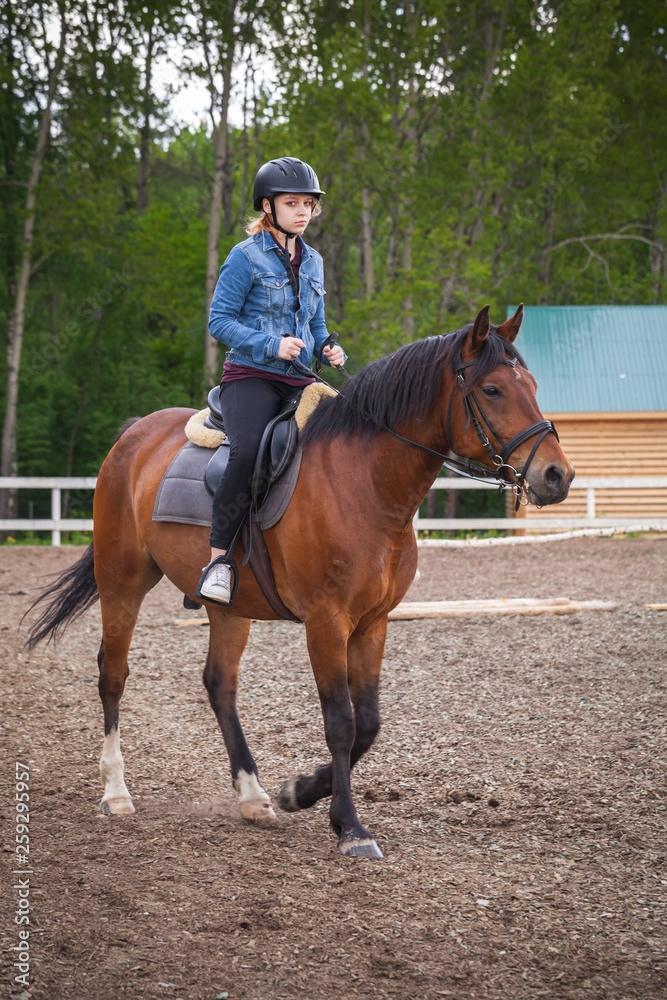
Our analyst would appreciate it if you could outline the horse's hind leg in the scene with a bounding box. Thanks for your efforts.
[278,619,384,816]
[203,610,277,826]
[97,560,162,815]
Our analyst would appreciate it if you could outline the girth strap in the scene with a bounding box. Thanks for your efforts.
[240,518,302,623]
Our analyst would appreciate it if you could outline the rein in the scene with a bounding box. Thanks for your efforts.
[295,339,559,510]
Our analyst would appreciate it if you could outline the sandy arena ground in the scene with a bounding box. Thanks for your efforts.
[1,538,666,1000]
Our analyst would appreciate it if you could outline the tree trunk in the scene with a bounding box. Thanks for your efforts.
[445,483,460,519]
[538,199,555,301]
[441,2,508,312]
[136,21,154,215]
[1,12,67,521]
[239,52,251,239]
[2,2,19,482]
[221,53,234,235]
[440,272,457,321]
[203,0,237,390]
[401,217,415,340]
[205,119,226,387]
[360,8,375,303]
[401,0,417,340]
[62,314,103,518]
[650,169,667,300]
[360,186,375,297]
[387,228,399,281]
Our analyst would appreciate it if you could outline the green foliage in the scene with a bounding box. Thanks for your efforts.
[1,0,665,486]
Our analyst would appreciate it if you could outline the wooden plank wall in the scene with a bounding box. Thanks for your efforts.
[517,412,667,521]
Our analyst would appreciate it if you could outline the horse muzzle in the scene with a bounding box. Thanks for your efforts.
[524,461,575,507]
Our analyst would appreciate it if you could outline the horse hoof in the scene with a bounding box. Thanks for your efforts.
[239,799,278,826]
[338,837,383,860]
[101,796,135,816]
[278,777,300,813]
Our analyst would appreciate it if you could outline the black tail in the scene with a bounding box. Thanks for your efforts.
[22,417,141,651]
[23,543,99,650]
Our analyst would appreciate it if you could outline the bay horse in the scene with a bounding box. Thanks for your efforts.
[26,304,574,859]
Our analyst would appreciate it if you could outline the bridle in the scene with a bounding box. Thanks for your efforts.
[440,348,559,510]
[300,340,559,510]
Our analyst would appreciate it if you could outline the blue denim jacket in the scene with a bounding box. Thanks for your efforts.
[208,230,346,378]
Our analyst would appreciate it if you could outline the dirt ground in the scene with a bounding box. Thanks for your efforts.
[1,538,666,1000]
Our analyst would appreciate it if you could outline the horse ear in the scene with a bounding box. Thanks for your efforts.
[496,303,524,343]
[471,304,490,350]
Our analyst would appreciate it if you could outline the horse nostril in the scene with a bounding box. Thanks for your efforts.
[544,464,564,490]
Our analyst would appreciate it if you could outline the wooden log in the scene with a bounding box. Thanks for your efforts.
[173,597,618,626]
[387,599,617,620]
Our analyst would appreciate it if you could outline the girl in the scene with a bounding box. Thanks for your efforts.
[195,156,346,605]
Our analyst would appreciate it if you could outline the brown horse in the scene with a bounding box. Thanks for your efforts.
[26,304,574,859]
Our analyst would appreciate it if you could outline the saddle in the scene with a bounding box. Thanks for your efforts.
[184,385,305,621]
[202,385,302,508]
[168,381,336,619]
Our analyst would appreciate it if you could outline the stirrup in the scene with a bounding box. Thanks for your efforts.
[183,594,203,610]
[194,555,239,607]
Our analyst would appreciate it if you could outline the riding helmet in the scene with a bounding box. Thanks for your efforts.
[253,157,324,211]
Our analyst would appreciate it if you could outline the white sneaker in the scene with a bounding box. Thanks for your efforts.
[197,561,232,604]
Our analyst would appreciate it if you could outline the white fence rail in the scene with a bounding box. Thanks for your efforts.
[0,477,96,545]
[1,476,666,546]
[413,476,667,535]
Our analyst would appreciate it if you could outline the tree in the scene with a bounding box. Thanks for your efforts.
[1,1,67,520]
[1,0,665,517]
[179,0,267,388]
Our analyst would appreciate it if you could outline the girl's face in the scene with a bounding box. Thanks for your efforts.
[264,193,315,233]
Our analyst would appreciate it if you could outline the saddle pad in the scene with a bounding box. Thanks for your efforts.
[152,440,303,530]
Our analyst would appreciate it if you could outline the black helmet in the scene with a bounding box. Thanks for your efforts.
[253,157,324,211]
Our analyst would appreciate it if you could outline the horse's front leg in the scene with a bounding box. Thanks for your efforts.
[279,619,385,819]
[203,610,277,826]
[300,624,383,859]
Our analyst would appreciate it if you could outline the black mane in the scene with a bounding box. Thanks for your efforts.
[301,325,527,444]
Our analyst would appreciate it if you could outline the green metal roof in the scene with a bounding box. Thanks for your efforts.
[506,305,667,413]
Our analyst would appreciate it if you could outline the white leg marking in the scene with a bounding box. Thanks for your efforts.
[413,567,421,582]
[100,725,134,814]
[234,769,277,826]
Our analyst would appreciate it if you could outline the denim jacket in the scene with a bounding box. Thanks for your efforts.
[208,230,346,378]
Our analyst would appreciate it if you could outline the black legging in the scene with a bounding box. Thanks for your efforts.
[210,377,301,550]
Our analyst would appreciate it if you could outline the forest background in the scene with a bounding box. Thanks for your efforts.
[1,0,666,526]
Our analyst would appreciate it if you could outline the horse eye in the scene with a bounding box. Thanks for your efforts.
[482,385,501,398]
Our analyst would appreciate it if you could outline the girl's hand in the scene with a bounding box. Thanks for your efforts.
[278,336,306,360]
[323,344,345,367]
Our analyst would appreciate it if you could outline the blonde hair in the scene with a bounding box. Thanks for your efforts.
[245,199,322,237]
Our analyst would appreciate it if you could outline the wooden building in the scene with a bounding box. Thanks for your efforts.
[508,305,667,525]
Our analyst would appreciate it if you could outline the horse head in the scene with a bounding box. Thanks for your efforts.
[448,303,575,507]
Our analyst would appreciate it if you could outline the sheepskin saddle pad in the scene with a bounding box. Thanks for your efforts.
[152,381,336,529]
